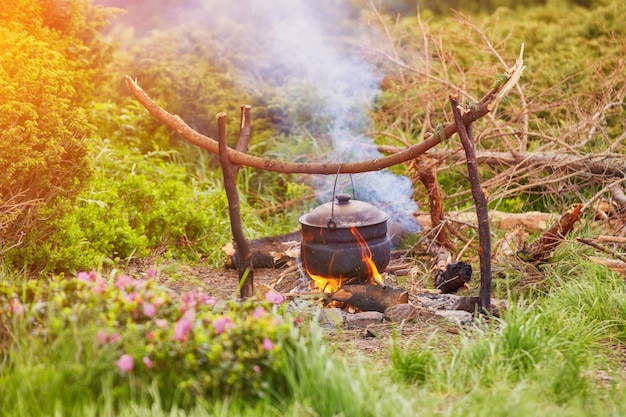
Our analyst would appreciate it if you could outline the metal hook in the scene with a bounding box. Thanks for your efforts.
[330,163,343,221]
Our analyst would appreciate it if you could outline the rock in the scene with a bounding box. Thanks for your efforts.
[313,306,345,329]
[452,296,504,317]
[322,307,345,327]
[384,303,437,322]
[345,311,385,328]
[414,293,460,310]
[434,310,473,326]
[451,296,481,313]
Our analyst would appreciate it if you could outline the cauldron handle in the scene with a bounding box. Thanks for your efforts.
[329,165,356,227]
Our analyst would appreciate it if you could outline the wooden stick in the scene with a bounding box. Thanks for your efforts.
[598,235,626,244]
[236,105,252,154]
[124,56,523,175]
[411,157,452,247]
[577,238,626,264]
[217,112,254,298]
[450,96,492,314]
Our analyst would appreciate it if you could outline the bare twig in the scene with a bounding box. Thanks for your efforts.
[236,105,252,155]
[577,238,626,264]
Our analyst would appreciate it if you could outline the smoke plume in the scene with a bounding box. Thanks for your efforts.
[100,0,421,237]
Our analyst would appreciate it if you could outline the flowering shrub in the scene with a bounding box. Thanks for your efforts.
[0,269,297,403]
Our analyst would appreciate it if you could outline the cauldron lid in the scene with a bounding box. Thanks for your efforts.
[299,193,388,229]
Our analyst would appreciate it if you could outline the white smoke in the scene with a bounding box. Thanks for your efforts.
[103,0,421,236]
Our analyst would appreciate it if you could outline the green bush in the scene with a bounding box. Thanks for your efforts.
[0,0,118,254]
[0,268,297,411]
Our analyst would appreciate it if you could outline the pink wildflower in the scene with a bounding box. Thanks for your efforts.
[96,331,120,345]
[253,365,261,374]
[252,306,266,319]
[78,268,99,282]
[10,298,24,315]
[265,290,284,305]
[143,302,156,318]
[116,354,134,373]
[173,310,195,342]
[143,356,154,369]
[262,338,275,351]
[147,266,157,278]
[115,274,133,290]
[96,330,108,345]
[155,319,168,328]
[90,278,107,294]
[124,291,139,304]
[212,316,235,334]
[180,291,216,312]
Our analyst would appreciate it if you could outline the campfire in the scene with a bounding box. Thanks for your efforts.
[305,225,385,294]
[298,194,409,312]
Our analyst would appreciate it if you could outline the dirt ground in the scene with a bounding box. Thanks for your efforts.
[129,260,468,360]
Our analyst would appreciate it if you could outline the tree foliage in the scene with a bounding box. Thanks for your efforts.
[0,0,118,259]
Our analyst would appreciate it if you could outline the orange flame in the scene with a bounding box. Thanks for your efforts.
[350,225,384,286]
[308,273,343,293]
[303,224,384,293]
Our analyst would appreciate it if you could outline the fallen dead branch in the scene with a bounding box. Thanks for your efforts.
[518,204,583,262]
[415,210,553,232]
[589,257,626,276]
[382,148,626,180]
[598,235,626,244]
[577,237,626,264]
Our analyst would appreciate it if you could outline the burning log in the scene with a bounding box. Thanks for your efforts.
[517,204,583,262]
[330,284,409,313]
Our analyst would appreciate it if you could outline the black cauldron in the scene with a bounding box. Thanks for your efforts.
[299,193,391,280]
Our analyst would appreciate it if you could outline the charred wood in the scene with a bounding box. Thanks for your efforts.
[330,284,409,313]
[435,261,472,294]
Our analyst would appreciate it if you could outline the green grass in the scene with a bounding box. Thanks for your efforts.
[1,261,625,416]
